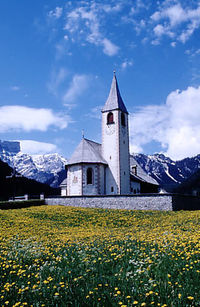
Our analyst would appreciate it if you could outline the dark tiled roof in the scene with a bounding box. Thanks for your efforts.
[102,73,128,114]
[67,138,108,166]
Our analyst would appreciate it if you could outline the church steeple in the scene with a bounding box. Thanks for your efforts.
[101,72,130,195]
[102,72,128,114]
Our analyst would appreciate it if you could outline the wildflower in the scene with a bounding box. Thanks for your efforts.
[178,293,182,299]
[187,296,194,300]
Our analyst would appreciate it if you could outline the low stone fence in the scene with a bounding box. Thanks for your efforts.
[45,193,200,211]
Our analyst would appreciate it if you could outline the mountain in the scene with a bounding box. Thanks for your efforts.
[0,140,67,188]
[133,153,200,191]
[1,140,200,191]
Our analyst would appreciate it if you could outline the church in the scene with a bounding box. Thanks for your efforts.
[61,73,159,196]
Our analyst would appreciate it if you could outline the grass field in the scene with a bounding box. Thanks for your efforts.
[0,205,200,307]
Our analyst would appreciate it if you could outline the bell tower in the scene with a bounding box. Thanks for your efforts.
[102,72,130,194]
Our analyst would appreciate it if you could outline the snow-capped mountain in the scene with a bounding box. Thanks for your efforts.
[1,140,200,190]
[0,140,67,187]
[133,153,200,191]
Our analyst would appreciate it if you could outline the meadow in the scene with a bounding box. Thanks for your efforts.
[0,205,200,307]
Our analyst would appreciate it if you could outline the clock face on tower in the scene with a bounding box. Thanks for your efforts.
[106,124,115,135]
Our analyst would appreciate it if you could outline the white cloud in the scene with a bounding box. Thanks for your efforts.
[151,4,186,26]
[10,85,20,91]
[151,2,200,43]
[64,3,119,56]
[47,68,68,96]
[63,74,90,103]
[48,7,63,19]
[102,38,119,56]
[88,105,103,119]
[20,140,58,155]
[129,143,144,154]
[121,59,133,70]
[129,85,200,160]
[0,106,69,132]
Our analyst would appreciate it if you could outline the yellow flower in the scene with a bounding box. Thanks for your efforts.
[178,293,182,299]
[187,296,194,300]
[133,301,138,305]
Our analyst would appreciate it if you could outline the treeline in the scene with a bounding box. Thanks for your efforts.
[0,159,60,201]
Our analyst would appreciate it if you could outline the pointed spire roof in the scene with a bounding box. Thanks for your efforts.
[67,138,107,166]
[102,72,128,114]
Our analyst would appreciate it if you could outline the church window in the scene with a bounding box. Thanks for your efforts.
[111,186,114,192]
[107,112,114,124]
[121,113,125,126]
[87,168,93,184]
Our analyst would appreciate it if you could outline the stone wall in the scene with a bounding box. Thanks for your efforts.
[45,194,200,211]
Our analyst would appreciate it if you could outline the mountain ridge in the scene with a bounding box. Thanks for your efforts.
[1,140,200,190]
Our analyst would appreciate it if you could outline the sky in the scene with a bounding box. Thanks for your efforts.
[0,0,200,161]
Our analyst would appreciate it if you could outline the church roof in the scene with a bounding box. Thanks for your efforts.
[102,73,128,114]
[130,155,159,186]
[67,138,108,166]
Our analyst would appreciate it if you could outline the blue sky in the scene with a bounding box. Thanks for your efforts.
[1,0,200,160]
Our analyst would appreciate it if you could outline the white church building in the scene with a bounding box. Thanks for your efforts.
[61,73,158,196]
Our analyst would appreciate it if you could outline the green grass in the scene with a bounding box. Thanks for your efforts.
[0,205,200,306]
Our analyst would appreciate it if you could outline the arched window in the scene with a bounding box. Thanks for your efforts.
[107,112,114,124]
[87,168,93,184]
[121,113,125,126]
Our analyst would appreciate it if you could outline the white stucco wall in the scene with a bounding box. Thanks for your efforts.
[61,187,67,196]
[102,110,119,194]
[118,111,130,194]
[102,110,130,195]
[82,164,98,195]
[67,165,82,195]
